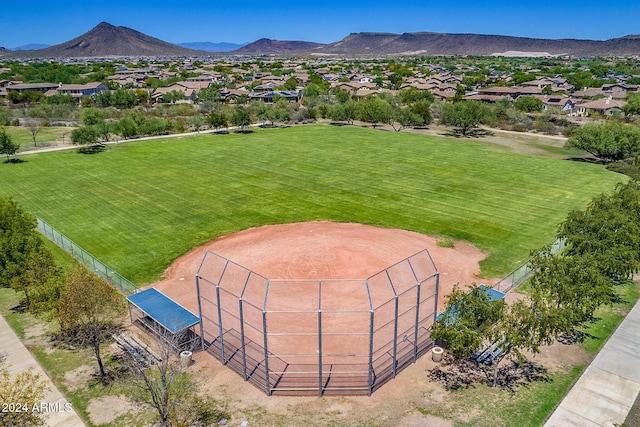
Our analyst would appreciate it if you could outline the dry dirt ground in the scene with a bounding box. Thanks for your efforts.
[185,334,590,427]
[144,221,590,427]
[86,395,141,425]
[153,221,492,317]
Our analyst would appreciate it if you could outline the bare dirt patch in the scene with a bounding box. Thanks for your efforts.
[63,365,94,392]
[191,347,452,426]
[86,395,140,425]
[153,221,493,314]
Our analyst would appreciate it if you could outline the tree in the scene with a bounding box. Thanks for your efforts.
[80,108,105,126]
[196,86,222,104]
[95,121,113,144]
[135,89,150,106]
[26,119,42,147]
[256,103,278,127]
[0,198,46,290]
[208,111,228,130]
[283,76,298,90]
[440,100,495,136]
[163,90,185,104]
[0,128,20,163]
[188,115,205,133]
[514,96,544,113]
[430,285,505,359]
[565,121,640,163]
[0,359,49,427]
[113,117,139,139]
[231,108,251,131]
[121,330,227,427]
[70,126,99,147]
[332,87,351,104]
[410,99,433,125]
[528,248,613,332]
[558,181,640,279]
[57,265,126,385]
[111,88,137,108]
[357,96,392,129]
[389,107,423,132]
[399,87,434,104]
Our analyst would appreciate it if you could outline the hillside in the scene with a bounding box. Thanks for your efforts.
[233,38,325,54]
[15,22,206,58]
[178,41,247,52]
[316,32,640,56]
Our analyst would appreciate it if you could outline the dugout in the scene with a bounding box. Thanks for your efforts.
[127,288,202,352]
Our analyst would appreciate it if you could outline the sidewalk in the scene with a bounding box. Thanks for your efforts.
[0,313,85,427]
[544,298,640,426]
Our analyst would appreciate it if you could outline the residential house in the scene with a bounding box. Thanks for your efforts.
[6,83,60,94]
[151,82,203,103]
[533,94,577,113]
[248,90,302,103]
[49,82,109,99]
[574,97,626,117]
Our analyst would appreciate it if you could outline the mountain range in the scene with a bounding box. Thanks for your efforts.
[4,22,640,58]
[177,41,247,52]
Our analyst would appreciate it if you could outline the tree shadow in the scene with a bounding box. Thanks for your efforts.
[565,157,603,164]
[557,329,598,345]
[446,128,495,138]
[3,158,25,164]
[10,301,28,314]
[234,129,254,134]
[77,144,107,154]
[429,353,550,393]
[210,130,229,135]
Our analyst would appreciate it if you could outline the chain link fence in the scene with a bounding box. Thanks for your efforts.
[492,237,566,293]
[36,217,137,295]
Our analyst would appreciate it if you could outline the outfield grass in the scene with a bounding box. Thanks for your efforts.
[0,124,624,284]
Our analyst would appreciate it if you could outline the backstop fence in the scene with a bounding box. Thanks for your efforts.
[36,217,137,295]
[196,249,439,396]
[491,237,566,293]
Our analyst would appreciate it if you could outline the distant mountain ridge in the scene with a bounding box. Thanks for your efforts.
[4,22,640,58]
[316,32,640,56]
[178,41,247,52]
[11,43,51,51]
[234,38,325,54]
[7,22,206,58]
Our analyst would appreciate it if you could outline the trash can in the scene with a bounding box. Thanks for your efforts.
[432,346,443,362]
[180,350,193,368]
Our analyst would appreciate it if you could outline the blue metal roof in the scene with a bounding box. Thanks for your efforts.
[435,284,506,321]
[127,288,200,334]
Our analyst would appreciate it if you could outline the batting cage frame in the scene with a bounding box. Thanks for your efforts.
[195,249,439,396]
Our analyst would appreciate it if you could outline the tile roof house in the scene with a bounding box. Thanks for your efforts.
[151,85,198,103]
[574,97,626,117]
[533,95,577,113]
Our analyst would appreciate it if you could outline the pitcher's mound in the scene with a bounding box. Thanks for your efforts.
[153,221,489,312]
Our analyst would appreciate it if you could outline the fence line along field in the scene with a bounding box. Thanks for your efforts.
[0,124,624,285]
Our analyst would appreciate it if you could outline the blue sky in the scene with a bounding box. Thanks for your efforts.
[2,1,640,48]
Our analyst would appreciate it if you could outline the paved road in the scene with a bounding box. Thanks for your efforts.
[544,297,640,426]
[0,313,85,427]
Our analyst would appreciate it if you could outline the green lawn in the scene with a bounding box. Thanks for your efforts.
[0,124,624,284]
[4,126,73,150]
